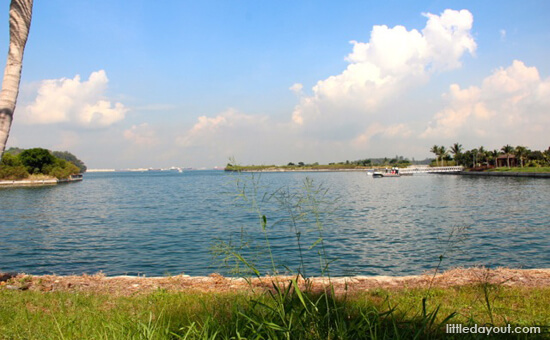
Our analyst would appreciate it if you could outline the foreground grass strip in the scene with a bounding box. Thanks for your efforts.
[1,285,548,339]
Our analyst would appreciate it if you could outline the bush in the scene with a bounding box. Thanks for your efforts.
[0,153,30,180]
[43,159,80,179]
[1,152,23,167]
[0,164,29,180]
[52,151,87,173]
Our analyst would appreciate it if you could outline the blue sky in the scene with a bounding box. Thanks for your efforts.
[2,0,549,168]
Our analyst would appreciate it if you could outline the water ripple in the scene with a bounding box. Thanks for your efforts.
[1,171,549,276]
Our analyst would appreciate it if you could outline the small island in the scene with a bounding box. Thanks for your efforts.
[0,147,86,187]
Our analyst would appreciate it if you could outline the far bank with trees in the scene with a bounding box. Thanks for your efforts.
[0,147,85,182]
[430,143,550,172]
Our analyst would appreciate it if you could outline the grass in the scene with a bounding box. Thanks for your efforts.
[487,166,550,173]
[0,286,549,339]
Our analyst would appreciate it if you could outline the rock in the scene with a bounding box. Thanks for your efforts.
[4,283,30,291]
[0,273,17,282]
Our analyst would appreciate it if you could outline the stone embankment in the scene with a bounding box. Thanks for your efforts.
[457,171,550,178]
[1,268,549,296]
[0,175,83,187]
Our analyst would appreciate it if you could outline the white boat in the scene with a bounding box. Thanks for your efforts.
[372,168,401,178]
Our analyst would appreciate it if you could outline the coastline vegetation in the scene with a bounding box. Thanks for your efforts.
[430,143,550,171]
[0,147,85,180]
[227,143,550,173]
[225,156,415,171]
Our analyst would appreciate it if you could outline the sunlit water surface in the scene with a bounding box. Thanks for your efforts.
[1,171,549,276]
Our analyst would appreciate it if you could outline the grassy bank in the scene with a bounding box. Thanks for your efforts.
[224,164,413,171]
[225,164,369,171]
[1,284,548,339]
[487,166,550,173]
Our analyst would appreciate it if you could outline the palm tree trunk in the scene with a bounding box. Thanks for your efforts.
[0,0,34,155]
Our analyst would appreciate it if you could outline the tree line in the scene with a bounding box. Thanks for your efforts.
[430,143,550,168]
[0,147,85,180]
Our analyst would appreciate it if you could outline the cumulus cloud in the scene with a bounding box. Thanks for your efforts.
[291,9,476,132]
[422,60,550,147]
[353,123,413,146]
[289,83,303,95]
[123,123,158,146]
[176,108,270,148]
[20,70,128,128]
[174,109,312,165]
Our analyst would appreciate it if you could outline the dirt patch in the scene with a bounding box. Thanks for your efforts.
[2,268,549,297]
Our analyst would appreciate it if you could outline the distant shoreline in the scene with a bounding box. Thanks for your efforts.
[226,168,369,173]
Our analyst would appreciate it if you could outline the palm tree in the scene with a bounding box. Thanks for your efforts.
[450,143,463,166]
[438,146,448,166]
[488,149,500,167]
[477,146,486,167]
[514,146,529,168]
[430,145,439,166]
[0,0,34,156]
[470,148,478,168]
[501,144,514,168]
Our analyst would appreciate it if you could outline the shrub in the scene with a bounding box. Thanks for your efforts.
[52,150,87,173]
[0,153,30,180]
[0,152,23,167]
[0,164,29,180]
[43,159,80,179]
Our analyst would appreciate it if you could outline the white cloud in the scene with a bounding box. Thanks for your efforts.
[291,9,476,133]
[20,70,128,128]
[353,123,413,146]
[123,123,158,146]
[422,60,550,147]
[176,108,270,148]
[175,109,313,165]
[500,29,507,41]
[289,83,303,95]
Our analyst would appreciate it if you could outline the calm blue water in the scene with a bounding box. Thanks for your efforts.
[1,171,549,276]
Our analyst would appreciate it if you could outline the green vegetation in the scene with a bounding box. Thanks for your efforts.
[0,147,84,180]
[0,152,29,180]
[225,156,412,171]
[0,286,548,339]
[52,150,87,173]
[430,143,550,170]
[487,166,550,173]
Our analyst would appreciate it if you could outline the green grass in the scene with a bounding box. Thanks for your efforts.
[1,285,548,339]
[488,166,550,173]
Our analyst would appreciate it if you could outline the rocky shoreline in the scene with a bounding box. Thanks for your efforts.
[2,268,549,296]
[0,175,83,187]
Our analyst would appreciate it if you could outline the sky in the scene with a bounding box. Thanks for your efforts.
[1,0,549,168]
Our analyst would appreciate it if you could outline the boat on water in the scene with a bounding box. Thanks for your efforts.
[372,167,401,178]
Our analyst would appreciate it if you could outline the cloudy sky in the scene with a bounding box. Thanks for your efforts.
[1,1,549,168]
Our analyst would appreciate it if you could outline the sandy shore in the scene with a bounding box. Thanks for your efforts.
[1,268,549,296]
